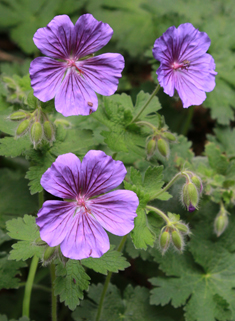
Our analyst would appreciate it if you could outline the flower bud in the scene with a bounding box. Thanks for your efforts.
[191,175,203,194]
[159,230,171,254]
[43,121,54,142]
[10,111,28,121]
[43,246,56,263]
[16,119,30,136]
[174,222,190,235]
[171,230,184,252]
[146,138,156,159]
[157,138,169,158]
[163,132,176,141]
[214,213,228,237]
[31,121,43,147]
[182,182,199,212]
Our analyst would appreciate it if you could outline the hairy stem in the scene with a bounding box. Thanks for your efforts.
[95,234,128,321]
[50,263,57,321]
[135,120,157,131]
[22,256,39,317]
[150,172,182,200]
[130,84,160,124]
[146,205,170,224]
[22,190,44,317]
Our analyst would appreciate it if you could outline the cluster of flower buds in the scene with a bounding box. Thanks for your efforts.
[214,203,229,237]
[159,215,191,254]
[10,108,55,148]
[146,129,176,160]
[34,237,68,266]
[181,172,203,212]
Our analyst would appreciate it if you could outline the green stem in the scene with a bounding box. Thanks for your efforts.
[181,105,195,136]
[22,190,44,317]
[50,263,57,321]
[22,256,39,317]
[130,84,160,124]
[146,205,170,224]
[150,172,182,200]
[38,190,44,208]
[95,234,128,321]
[135,120,157,132]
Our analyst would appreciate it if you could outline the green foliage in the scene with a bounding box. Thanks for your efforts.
[0,136,32,158]
[0,169,38,228]
[54,260,90,311]
[72,283,173,321]
[150,203,235,321]
[0,254,26,290]
[81,245,130,275]
[6,215,44,261]
[92,91,161,156]
[124,166,170,249]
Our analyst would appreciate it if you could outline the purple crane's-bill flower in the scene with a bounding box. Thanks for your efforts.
[36,151,138,260]
[152,23,217,108]
[29,14,125,116]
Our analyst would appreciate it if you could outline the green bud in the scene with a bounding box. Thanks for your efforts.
[182,182,199,212]
[31,121,43,147]
[157,138,169,158]
[191,175,203,193]
[214,214,228,237]
[174,222,190,234]
[159,230,171,254]
[146,139,156,159]
[163,131,176,141]
[10,111,28,121]
[171,230,184,252]
[43,121,54,141]
[43,246,56,262]
[16,119,30,136]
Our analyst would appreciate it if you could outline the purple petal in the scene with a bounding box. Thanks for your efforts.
[33,15,74,59]
[176,23,211,61]
[73,13,113,59]
[55,69,98,116]
[77,53,125,96]
[152,26,176,63]
[36,200,77,247]
[60,212,110,260]
[174,71,206,107]
[30,57,66,102]
[156,66,175,97]
[188,204,196,212]
[41,153,81,199]
[89,190,138,236]
[81,150,127,198]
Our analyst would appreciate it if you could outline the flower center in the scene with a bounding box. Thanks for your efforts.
[67,59,83,74]
[76,195,91,216]
[171,60,190,71]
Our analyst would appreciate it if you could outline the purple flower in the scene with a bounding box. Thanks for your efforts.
[29,14,125,116]
[152,23,217,108]
[36,151,138,260]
